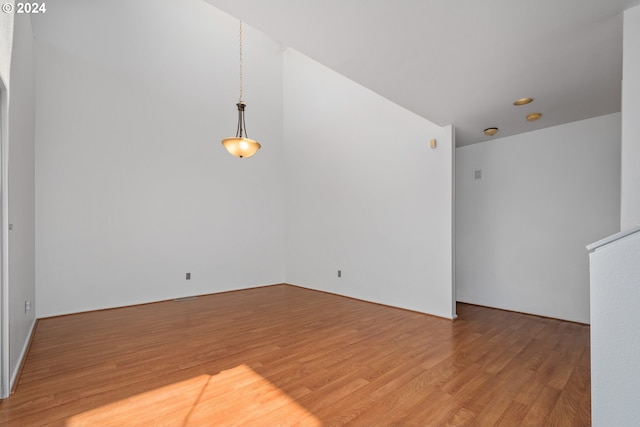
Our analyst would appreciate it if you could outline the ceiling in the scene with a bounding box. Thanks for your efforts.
[204,0,640,146]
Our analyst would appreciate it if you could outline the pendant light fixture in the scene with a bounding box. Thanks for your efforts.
[221,21,261,158]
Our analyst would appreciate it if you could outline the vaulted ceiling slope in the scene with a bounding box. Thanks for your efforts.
[205,0,640,146]
[30,0,640,146]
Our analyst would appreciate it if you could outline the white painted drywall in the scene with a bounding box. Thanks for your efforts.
[7,13,36,390]
[283,50,454,319]
[35,0,285,317]
[456,113,621,323]
[0,3,10,398]
[589,228,640,427]
[621,5,640,230]
[0,78,7,399]
[0,1,12,85]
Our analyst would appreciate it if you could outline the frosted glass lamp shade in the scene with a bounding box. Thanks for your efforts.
[221,137,261,158]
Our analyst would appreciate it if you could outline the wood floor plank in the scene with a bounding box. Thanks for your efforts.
[0,285,591,426]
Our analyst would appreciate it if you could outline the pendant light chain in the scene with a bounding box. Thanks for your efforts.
[239,21,243,102]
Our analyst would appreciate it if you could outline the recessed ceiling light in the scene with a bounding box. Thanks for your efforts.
[484,127,499,136]
[526,112,542,121]
[514,97,534,106]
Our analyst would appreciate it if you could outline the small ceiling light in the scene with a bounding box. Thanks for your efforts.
[513,97,534,106]
[221,21,261,158]
[484,127,499,136]
[526,112,542,122]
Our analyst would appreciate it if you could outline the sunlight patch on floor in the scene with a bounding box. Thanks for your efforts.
[65,365,320,426]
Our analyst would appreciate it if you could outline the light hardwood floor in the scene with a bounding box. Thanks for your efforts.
[0,284,590,426]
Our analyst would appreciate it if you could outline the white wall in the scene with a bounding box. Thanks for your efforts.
[0,0,14,398]
[0,8,36,397]
[589,228,640,427]
[0,3,11,398]
[456,113,621,323]
[35,0,285,317]
[7,13,36,390]
[283,50,455,319]
[590,6,640,423]
[621,5,640,230]
[0,0,13,85]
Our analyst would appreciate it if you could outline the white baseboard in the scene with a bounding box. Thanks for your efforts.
[10,318,37,393]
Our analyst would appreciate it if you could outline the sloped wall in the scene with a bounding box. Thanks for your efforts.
[283,50,455,319]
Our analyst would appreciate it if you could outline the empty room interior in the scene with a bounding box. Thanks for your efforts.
[1,0,640,425]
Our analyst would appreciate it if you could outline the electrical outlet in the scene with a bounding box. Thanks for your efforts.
[338,270,342,278]
[186,273,191,280]
[24,300,31,313]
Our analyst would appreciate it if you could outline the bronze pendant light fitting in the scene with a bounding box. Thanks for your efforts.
[221,21,261,158]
